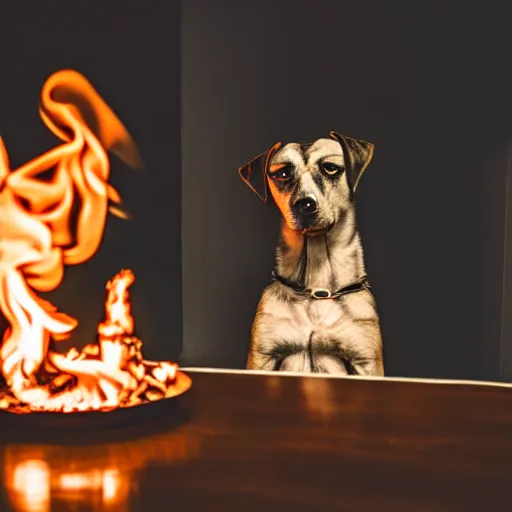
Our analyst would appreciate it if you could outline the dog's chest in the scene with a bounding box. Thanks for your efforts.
[303,299,344,330]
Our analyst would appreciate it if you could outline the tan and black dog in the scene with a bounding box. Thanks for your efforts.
[238,131,384,376]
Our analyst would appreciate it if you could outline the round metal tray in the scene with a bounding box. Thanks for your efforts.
[0,371,192,440]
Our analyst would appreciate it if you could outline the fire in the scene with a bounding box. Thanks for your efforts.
[0,70,182,413]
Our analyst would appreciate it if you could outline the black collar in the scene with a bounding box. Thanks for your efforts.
[271,270,371,300]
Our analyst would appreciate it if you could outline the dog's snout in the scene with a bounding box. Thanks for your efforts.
[292,196,318,217]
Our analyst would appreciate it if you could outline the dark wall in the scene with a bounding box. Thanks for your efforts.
[496,143,512,382]
[0,2,182,361]
[181,0,512,380]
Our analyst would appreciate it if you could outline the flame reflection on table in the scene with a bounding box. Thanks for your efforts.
[2,427,202,511]
[9,460,128,512]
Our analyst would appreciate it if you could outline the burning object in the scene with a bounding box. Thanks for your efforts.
[0,70,190,414]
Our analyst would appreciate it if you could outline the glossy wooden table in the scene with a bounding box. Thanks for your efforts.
[1,369,512,511]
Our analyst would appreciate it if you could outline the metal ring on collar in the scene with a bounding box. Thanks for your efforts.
[311,289,332,299]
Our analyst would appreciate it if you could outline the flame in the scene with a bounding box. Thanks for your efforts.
[0,70,182,413]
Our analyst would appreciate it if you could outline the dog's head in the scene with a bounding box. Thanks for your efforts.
[238,131,374,236]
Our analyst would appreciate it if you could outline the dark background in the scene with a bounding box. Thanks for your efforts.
[181,0,512,381]
[0,2,182,362]
[2,1,512,382]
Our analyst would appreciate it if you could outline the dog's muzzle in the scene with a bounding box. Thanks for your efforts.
[291,196,318,231]
[292,196,318,217]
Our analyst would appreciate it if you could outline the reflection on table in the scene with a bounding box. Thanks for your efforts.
[2,423,202,511]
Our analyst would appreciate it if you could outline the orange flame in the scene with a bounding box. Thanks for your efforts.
[0,70,183,413]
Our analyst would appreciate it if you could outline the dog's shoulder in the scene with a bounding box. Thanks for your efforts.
[258,281,302,307]
[253,283,304,325]
[341,289,379,321]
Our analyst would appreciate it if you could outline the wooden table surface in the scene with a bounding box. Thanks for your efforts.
[1,369,512,511]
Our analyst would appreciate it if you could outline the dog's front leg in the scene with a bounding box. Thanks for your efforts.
[247,301,310,371]
[246,311,275,370]
[349,358,384,377]
[246,342,278,371]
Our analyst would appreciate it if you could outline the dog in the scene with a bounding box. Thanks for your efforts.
[238,131,384,376]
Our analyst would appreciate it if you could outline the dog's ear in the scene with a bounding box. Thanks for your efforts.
[329,131,375,192]
[238,141,282,203]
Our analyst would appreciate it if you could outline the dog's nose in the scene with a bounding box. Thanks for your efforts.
[292,196,317,216]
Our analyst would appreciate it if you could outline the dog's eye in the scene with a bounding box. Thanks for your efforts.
[269,164,292,181]
[320,162,343,176]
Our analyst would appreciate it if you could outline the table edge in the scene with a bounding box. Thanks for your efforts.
[180,366,512,390]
